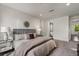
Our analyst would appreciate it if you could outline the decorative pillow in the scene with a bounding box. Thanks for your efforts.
[24,33,37,40]
[29,34,35,39]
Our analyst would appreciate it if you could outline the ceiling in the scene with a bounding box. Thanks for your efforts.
[1,3,79,19]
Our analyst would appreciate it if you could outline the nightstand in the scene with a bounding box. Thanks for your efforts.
[0,40,14,56]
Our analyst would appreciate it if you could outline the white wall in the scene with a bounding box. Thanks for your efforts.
[0,5,40,30]
[42,16,69,41]
[53,16,69,41]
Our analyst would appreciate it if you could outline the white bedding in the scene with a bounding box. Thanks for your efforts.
[14,40,30,50]
[14,37,56,56]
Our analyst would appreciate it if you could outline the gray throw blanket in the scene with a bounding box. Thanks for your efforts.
[14,37,52,56]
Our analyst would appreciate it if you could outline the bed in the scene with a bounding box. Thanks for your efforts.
[12,29,56,56]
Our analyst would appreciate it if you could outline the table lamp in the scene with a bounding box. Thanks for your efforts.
[1,26,8,40]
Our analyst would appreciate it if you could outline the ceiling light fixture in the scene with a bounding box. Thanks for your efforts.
[66,3,70,6]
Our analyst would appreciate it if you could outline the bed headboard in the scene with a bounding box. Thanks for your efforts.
[13,29,36,34]
[13,29,36,40]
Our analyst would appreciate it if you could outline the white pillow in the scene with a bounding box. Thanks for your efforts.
[34,33,37,38]
[23,34,30,39]
[15,34,24,40]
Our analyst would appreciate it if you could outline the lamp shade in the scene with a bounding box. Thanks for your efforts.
[36,28,41,35]
[37,28,41,32]
[1,26,8,32]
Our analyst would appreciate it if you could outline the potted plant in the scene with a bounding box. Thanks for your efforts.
[75,24,79,32]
